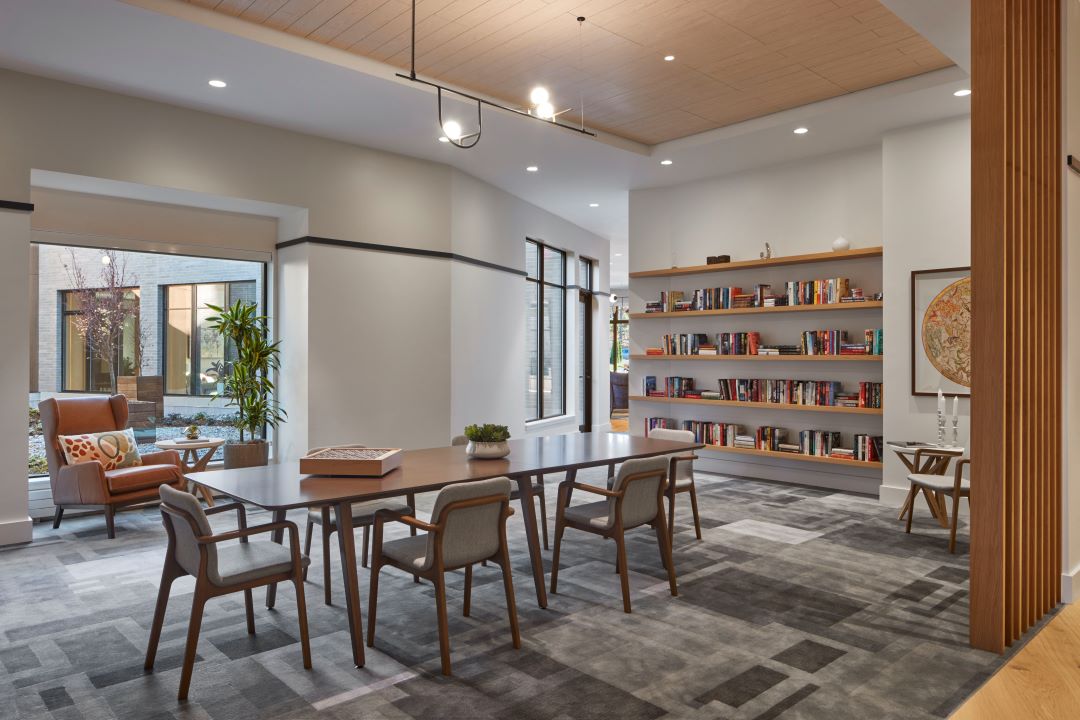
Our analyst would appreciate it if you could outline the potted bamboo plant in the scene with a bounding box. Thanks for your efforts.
[206,300,286,469]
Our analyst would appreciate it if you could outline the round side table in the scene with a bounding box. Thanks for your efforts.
[156,438,226,506]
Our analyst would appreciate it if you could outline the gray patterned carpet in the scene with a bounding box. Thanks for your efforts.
[0,469,1007,719]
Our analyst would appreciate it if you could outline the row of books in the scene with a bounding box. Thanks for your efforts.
[641,376,883,408]
[645,417,883,463]
[646,329,884,357]
[643,281,881,313]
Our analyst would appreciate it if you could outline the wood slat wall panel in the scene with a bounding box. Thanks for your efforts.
[970,0,1061,654]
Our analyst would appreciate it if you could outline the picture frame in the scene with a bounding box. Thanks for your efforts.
[911,266,971,397]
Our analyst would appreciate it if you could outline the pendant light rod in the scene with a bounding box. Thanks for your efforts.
[399,0,596,141]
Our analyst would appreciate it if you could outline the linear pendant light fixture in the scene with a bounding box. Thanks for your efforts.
[396,1,596,149]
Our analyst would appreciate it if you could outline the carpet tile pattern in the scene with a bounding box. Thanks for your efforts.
[0,470,1012,719]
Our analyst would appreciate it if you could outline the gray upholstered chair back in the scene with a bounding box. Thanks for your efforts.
[428,477,511,569]
[610,456,668,529]
[451,435,468,446]
[647,428,695,481]
[160,484,216,579]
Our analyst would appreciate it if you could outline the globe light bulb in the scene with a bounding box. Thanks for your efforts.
[535,101,555,119]
[442,120,463,141]
[101,254,111,265]
[530,86,550,105]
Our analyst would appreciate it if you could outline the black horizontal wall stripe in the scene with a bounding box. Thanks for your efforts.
[276,235,526,277]
[0,200,34,212]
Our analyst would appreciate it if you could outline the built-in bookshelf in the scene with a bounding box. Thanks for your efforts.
[629,246,884,479]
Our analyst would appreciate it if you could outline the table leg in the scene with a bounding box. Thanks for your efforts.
[515,474,548,609]
[334,500,366,667]
[265,509,286,608]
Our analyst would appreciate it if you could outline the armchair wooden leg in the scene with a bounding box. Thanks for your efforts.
[104,505,116,539]
[52,506,64,529]
[614,530,631,613]
[655,512,678,597]
[145,559,182,670]
[321,509,333,606]
[243,589,256,634]
[688,484,702,540]
[497,535,521,649]
[177,592,206,701]
[302,518,313,582]
[361,525,370,569]
[949,493,962,554]
[292,578,313,669]
[433,572,453,676]
[463,564,472,617]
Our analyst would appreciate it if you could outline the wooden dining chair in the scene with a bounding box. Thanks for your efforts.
[640,428,702,543]
[900,447,963,528]
[367,477,520,676]
[906,458,971,553]
[146,485,312,701]
[453,434,548,549]
[551,456,677,613]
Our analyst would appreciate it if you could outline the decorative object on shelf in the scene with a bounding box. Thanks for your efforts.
[463,423,511,459]
[937,389,947,445]
[832,236,851,252]
[759,242,773,260]
[397,2,594,148]
[206,300,286,469]
[706,255,730,265]
[951,395,960,446]
[300,446,404,477]
[911,266,971,396]
[184,424,200,441]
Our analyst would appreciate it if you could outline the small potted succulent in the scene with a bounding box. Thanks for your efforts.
[184,424,200,441]
[463,423,511,459]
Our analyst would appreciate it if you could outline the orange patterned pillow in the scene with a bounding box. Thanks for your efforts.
[58,428,142,471]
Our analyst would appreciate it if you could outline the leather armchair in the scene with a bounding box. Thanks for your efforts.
[39,394,184,538]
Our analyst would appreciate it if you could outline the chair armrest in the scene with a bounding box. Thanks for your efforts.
[567,482,621,499]
[374,508,437,533]
[141,449,181,467]
[54,461,109,505]
[204,502,248,541]
[197,520,294,546]
[955,458,971,489]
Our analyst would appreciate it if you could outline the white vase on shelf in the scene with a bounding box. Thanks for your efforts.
[832,236,851,252]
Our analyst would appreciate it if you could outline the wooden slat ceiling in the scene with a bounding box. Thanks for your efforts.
[180,0,955,145]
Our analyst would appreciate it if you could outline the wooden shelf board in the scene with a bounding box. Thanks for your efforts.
[702,444,883,469]
[630,395,883,415]
[630,300,882,319]
[631,354,883,362]
[629,246,883,279]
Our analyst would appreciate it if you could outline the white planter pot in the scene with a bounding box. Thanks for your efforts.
[466,440,510,459]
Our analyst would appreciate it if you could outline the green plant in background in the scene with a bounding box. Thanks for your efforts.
[206,300,286,442]
[29,455,48,475]
[463,424,511,443]
[28,407,42,436]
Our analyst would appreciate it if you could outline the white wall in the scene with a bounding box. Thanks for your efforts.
[880,117,972,505]
[0,211,31,545]
[628,147,885,492]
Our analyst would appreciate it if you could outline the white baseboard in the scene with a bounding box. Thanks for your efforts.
[1063,562,1080,603]
[0,517,32,546]
[879,484,910,509]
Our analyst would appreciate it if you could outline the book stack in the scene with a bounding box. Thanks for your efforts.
[784,278,851,306]
[645,347,665,356]
[734,434,756,449]
[756,344,802,356]
[829,447,855,460]
[777,442,801,454]
[642,376,665,397]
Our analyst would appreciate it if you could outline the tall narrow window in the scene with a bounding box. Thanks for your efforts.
[61,288,140,393]
[525,239,566,421]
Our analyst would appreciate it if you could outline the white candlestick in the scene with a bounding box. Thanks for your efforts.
[938,389,945,414]
[952,395,959,426]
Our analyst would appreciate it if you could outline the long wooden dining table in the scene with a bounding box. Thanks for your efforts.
[186,432,703,668]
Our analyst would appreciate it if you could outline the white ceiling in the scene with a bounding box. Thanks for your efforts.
[0,0,970,287]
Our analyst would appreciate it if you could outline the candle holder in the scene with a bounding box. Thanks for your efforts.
[937,409,946,446]
[952,416,959,447]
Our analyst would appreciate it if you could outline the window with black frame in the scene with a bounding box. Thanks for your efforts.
[61,288,141,393]
[526,239,566,421]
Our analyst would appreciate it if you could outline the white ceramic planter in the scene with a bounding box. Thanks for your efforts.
[466,440,510,459]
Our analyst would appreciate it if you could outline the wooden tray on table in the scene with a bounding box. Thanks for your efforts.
[300,446,403,477]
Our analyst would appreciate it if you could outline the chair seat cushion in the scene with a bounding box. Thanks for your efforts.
[211,541,309,587]
[909,473,970,493]
[308,500,412,526]
[381,534,429,570]
[106,464,183,494]
[563,500,612,530]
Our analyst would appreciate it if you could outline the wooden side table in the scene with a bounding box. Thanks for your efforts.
[886,442,964,527]
[155,438,226,506]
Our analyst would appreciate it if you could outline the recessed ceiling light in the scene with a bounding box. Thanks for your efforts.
[589,202,599,207]
[438,136,450,143]
[793,127,809,135]
[660,159,673,166]
[208,79,227,88]
[664,55,675,62]
[526,166,539,172]
[954,88,972,97]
